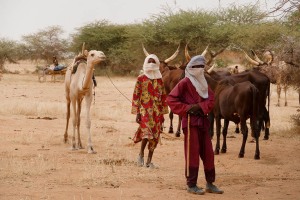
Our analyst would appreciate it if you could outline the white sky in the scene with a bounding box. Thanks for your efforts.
[0,0,277,41]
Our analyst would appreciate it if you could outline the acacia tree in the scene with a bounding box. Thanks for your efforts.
[0,38,21,71]
[21,26,69,63]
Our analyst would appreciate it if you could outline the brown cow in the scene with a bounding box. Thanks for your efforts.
[206,75,262,159]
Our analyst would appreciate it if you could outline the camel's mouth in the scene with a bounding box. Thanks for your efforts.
[99,56,106,61]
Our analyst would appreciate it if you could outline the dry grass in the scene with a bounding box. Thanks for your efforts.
[0,74,300,199]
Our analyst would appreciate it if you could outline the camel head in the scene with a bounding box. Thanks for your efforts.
[87,50,106,65]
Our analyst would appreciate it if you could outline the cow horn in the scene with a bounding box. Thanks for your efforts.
[242,49,260,66]
[185,44,191,62]
[201,45,209,57]
[164,44,180,63]
[207,63,216,74]
[81,42,85,55]
[251,50,264,65]
[142,44,150,57]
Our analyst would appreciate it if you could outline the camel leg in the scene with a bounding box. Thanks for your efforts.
[77,98,83,149]
[85,94,96,154]
[64,97,70,143]
[71,100,77,150]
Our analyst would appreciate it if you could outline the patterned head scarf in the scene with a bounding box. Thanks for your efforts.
[143,54,162,80]
[185,55,208,98]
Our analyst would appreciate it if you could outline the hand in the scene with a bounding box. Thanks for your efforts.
[187,104,203,115]
[136,113,141,124]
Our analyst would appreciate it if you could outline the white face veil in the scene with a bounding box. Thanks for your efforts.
[143,54,162,79]
[185,55,208,98]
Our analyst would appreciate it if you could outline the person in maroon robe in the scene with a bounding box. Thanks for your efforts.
[166,55,223,195]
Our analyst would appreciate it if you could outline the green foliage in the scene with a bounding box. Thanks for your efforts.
[21,26,69,63]
[0,38,21,70]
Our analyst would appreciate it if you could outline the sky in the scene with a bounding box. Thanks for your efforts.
[0,0,278,41]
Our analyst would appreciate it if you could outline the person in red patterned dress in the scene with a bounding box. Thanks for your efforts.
[131,54,169,168]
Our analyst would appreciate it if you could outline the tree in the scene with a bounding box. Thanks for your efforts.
[21,26,69,63]
[0,38,20,71]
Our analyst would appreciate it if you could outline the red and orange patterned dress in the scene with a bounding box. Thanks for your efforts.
[131,74,169,150]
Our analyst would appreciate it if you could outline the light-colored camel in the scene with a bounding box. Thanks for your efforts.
[64,43,106,153]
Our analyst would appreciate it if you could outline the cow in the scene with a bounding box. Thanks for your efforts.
[207,64,271,141]
[206,75,262,159]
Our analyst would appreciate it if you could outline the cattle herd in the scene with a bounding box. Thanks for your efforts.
[142,44,286,160]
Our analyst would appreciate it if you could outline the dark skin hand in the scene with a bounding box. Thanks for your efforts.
[136,113,141,124]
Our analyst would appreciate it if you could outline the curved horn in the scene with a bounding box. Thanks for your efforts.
[207,63,216,74]
[251,50,264,64]
[185,44,191,63]
[81,42,85,55]
[201,44,209,57]
[142,43,150,57]
[242,49,260,66]
[164,44,180,63]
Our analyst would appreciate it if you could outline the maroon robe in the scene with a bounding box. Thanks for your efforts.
[166,77,216,187]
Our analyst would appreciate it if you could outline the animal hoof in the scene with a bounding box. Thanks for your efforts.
[254,155,260,160]
[238,154,244,158]
[88,147,96,154]
[71,147,78,151]
[235,128,240,133]
[214,151,219,155]
[221,149,226,153]
[175,132,181,137]
[263,137,269,140]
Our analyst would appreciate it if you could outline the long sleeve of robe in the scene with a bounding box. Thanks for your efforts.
[166,77,215,129]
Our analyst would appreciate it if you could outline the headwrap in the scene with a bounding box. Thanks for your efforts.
[143,54,162,80]
[185,55,208,98]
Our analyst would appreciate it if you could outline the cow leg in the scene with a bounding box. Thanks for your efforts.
[263,108,270,140]
[254,136,260,160]
[221,119,229,153]
[168,112,174,134]
[175,116,181,137]
[235,123,240,133]
[238,120,248,158]
[214,116,221,155]
[208,112,214,139]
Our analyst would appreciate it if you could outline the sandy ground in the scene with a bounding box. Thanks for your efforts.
[0,73,300,200]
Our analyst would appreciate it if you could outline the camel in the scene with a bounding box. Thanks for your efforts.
[64,43,106,153]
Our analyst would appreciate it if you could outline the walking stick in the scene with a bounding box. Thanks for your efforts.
[187,114,191,177]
